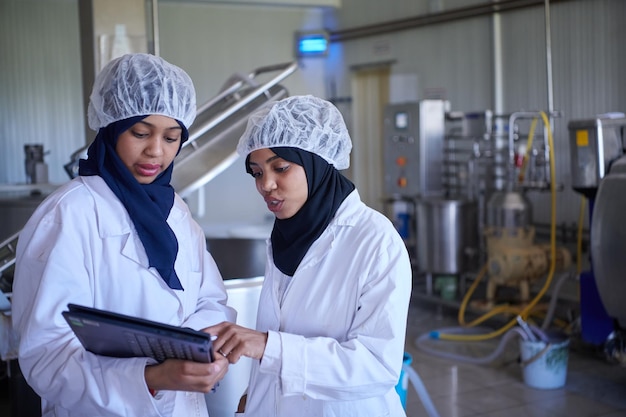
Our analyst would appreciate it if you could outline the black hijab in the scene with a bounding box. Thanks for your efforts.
[78,116,188,290]
[249,147,355,276]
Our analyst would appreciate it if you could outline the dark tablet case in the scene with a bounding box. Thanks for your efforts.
[62,303,214,363]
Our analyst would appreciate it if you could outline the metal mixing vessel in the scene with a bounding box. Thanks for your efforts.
[416,197,478,275]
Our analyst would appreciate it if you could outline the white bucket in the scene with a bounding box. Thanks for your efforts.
[519,333,569,389]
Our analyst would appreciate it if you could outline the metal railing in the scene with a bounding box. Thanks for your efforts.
[0,231,19,276]
[173,62,297,197]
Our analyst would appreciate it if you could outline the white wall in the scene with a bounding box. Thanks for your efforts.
[0,0,83,186]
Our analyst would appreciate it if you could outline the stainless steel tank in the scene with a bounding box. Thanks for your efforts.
[206,237,266,280]
[0,188,54,241]
[416,197,478,274]
[590,157,626,328]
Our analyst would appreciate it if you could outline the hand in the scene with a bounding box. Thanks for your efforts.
[204,322,268,364]
[144,354,229,394]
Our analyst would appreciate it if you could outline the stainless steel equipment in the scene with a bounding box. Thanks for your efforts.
[383,100,447,198]
[443,110,495,200]
[172,62,297,198]
[0,183,61,235]
[590,156,626,328]
[0,232,19,278]
[23,145,48,184]
[382,100,447,263]
[590,156,626,364]
[569,114,626,359]
[568,115,626,198]
[416,197,478,275]
[502,111,562,193]
[206,238,266,280]
[443,110,512,267]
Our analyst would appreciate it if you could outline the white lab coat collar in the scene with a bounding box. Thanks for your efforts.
[330,189,363,227]
[80,176,187,270]
[295,189,363,271]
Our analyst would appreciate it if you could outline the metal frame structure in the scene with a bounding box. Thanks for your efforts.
[173,62,297,197]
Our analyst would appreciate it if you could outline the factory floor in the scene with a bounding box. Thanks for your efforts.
[403,295,626,417]
[1,291,625,417]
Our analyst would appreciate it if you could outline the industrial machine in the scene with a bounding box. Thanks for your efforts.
[383,100,447,200]
[382,100,448,266]
[482,111,571,309]
[484,190,571,308]
[568,114,626,362]
[384,101,624,366]
[388,104,573,310]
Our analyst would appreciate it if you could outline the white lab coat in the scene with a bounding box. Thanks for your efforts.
[11,175,236,417]
[242,190,412,417]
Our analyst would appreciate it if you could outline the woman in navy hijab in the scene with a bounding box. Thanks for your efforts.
[12,53,235,417]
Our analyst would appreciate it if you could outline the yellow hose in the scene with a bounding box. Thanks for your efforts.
[457,263,487,326]
[436,111,557,342]
[457,262,540,328]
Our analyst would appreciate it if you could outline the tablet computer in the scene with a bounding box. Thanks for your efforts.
[62,303,214,363]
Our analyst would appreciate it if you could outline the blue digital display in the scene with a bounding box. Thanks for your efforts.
[296,32,329,57]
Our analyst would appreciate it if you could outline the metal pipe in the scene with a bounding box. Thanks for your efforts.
[492,12,504,128]
[543,0,555,184]
[544,0,554,116]
[507,110,561,190]
[508,112,539,190]
[329,0,574,43]
[151,0,160,56]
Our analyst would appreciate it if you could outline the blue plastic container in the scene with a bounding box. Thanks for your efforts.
[395,352,413,409]
[580,270,613,345]
[396,212,411,239]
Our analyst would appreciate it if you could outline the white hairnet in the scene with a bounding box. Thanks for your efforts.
[237,95,352,169]
[87,53,196,131]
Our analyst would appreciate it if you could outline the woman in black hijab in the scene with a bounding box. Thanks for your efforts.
[207,95,412,417]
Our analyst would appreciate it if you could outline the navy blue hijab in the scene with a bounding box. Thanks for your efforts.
[79,116,188,290]
[247,147,355,276]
